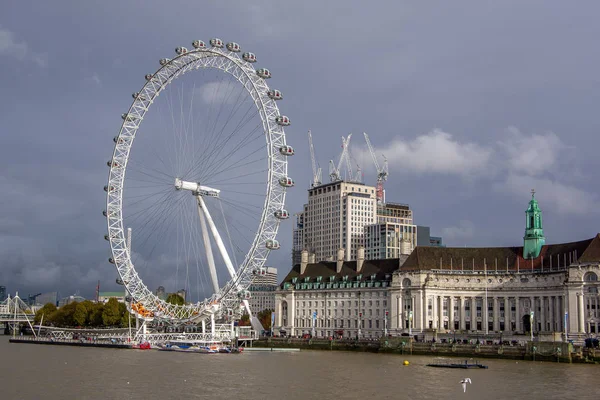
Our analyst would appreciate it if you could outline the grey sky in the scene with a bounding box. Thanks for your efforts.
[1,0,599,299]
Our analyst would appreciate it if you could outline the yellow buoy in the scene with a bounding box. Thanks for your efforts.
[403,360,409,366]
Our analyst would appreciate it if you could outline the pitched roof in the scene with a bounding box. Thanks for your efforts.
[280,257,407,287]
[400,234,600,272]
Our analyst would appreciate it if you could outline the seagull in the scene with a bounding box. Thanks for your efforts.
[460,378,472,393]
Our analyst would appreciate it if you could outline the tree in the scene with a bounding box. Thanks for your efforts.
[101,298,122,326]
[52,302,78,327]
[73,303,88,326]
[34,303,57,325]
[118,302,130,328]
[258,309,274,330]
[88,302,104,327]
[239,313,251,326]
[166,293,184,306]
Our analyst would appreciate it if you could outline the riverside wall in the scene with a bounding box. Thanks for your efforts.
[252,337,600,364]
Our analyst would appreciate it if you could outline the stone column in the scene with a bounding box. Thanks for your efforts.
[541,296,546,331]
[438,295,444,330]
[578,293,585,333]
[554,295,560,331]
[290,292,296,336]
[504,297,510,332]
[529,295,535,333]
[397,295,403,329]
[449,296,454,330]
[515,296,520,332]
[493,297,499,332]
[460,296,467,331]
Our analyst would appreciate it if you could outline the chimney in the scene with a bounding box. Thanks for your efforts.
[308,253,316,264]
[300,250,309,274]
[336,248,345,273]
[357,247,365,273]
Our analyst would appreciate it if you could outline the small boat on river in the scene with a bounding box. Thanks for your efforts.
[426,360,488,369]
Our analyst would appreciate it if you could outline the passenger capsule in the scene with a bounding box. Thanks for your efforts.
[175,47,188,55]
[121,113,138,122]
[279,145,294,156]
[266,239,281,250]
[256,68,271,79]
[253,267,267,276]
[242,52,256,63]
[125,295,132,302]
[226,42,241,52]
[274,209,290,219]
[102,210,108,217]
[209,38,224,48]
[104,185,115,192]
[267,89,282,100]
[107,160,120,168]
[113,136,119,143]
[132,92,146,101]
[145,74,153,81]
[192,40,206,49]
[275,115,290,126]
[237,290,252,299]
[279,177,294,187]
[159,58,171,66]
[116,278,124,285]
[104,234,110,241]
[108,257,115,264]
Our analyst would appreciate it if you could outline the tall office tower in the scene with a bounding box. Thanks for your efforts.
[300,181,377,262]
[365,202,417,260]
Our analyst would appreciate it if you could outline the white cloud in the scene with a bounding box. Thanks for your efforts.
[0,25,47,67]
[497,127,569,176]
[85,72,102,87]
[358,129,492,176]
[197,81,242,105]
[442,220,475,242]
[495,174,597,216]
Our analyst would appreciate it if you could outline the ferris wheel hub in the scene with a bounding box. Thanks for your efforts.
[174,178,220,197]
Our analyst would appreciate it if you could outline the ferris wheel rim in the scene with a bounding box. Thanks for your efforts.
[105,41,290,321]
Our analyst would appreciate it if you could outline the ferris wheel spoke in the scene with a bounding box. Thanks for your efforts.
[203,142,265,181]
[199,129,265,182]
[188,104,260,180]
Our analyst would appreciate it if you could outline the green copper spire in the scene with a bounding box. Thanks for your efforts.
[523,189,545,259]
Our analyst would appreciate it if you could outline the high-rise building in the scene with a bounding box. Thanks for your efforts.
[177,289,187,303]
[292,211,306,266]
[296,181,377,262]
[249,267,278,314]
[36,292,58,306]
[365,202,417,260]
[0,286,6,302]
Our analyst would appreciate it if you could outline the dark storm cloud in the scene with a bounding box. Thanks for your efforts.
[0,0,599,298]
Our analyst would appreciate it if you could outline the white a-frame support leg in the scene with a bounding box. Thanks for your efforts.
[196,195,238,281]
[196,195,252,317]
[196,196,220,294]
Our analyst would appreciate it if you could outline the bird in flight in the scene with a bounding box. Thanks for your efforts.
[460,378,472,393]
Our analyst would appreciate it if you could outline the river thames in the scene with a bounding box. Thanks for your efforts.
[0,337,597,399]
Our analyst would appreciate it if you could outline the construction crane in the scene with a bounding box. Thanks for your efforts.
[363,132,389,204]
[329,134,353,182]
[307,130,322,187]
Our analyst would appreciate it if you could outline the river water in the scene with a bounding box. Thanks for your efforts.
[0,336,597,400]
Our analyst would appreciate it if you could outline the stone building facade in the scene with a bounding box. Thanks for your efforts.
[276,193,600,342]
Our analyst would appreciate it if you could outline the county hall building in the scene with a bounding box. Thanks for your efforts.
[274,192,600,343]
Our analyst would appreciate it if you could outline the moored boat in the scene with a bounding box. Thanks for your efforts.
[426,360,488,369]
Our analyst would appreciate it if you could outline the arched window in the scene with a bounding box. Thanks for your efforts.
[588,287,598,294]
[584,272,598,282]
[402,278,411,287]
